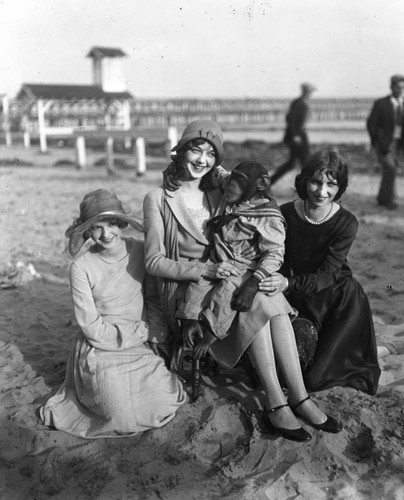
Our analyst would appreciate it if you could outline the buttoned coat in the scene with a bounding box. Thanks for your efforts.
[367,95,404,155]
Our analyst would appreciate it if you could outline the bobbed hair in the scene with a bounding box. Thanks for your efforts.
[295,150,349,200]
[169,138,220,191]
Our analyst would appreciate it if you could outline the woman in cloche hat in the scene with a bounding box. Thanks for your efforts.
[143,120,339,442]
[40,189,186,438]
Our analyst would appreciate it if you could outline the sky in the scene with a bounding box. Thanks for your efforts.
[1,0,404,99]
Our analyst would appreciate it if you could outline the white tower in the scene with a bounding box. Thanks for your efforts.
[87,47,127,93]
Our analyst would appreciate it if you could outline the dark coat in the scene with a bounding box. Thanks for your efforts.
[283,96,310,148]
[367,95,404,155]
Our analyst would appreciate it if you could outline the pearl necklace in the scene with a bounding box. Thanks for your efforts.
[302,201,334,225]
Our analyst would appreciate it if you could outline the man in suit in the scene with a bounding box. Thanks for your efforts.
[367,74,404,209]
[270,83,316,186]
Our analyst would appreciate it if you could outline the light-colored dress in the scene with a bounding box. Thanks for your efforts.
[40,238,186,439]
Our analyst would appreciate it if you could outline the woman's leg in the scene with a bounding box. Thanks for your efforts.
[248,315,327,428]
[248,321,302,430]
[270,315,327,424]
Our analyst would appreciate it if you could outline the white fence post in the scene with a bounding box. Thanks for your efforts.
[37,99,47,153]
[167,126,178,150]
[23,131,31,149]
[106,136,115,175]
[1,95,12,146]
[135,137,146,176]
[75,135,86,169]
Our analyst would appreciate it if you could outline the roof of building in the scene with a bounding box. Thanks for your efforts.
[87,47,127,58]
[16,84,133,100]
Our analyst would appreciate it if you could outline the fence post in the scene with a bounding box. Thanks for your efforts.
[75,135,86,169]
[1,95,12,146]
[37,99,48,153]
[135,137,146,176]
[23,131,31,149]
[106,136,115,175]
[167,126,178,150]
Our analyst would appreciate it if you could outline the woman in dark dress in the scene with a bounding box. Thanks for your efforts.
[260,150,381,395]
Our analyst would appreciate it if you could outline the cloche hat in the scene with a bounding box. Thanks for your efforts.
[171,119,224,165]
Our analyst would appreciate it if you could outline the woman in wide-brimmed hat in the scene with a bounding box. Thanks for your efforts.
[40,189,186,438]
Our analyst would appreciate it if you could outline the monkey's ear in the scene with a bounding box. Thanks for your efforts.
[257,175,271,191]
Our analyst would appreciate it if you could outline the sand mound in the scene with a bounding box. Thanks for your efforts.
[1,324,404,499]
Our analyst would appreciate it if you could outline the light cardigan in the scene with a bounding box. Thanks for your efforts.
[143,186,223,281]
[143,186,223,334]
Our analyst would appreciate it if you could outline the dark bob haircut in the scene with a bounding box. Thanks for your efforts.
[167,138,220,191]
[295,150,349,200]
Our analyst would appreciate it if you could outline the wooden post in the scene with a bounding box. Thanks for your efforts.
[23,131,31,149]
[75,135,86,169]
[122,100,131,130]
[106,136,115,175]
[37,99,47,153]
[1,95,12,146]
[21,116,30,148]
[167,126,178,149]
[135,137,146,176]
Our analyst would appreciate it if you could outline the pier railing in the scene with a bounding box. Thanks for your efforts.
[129,97,375,128]
[1,96,375,134]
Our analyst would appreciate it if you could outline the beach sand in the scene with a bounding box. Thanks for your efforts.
[1,142,404,499]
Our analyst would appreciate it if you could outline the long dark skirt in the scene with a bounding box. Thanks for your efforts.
[288,276,380,395]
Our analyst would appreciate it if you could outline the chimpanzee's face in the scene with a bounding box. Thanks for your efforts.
[224,169,256,203]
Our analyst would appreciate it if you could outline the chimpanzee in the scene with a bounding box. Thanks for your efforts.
[176,160,291,359]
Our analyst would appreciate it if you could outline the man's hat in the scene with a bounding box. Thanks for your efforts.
[390,74,404,86]
[301,82,317,93]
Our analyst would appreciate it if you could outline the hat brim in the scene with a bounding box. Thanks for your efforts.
[67,211,143,259]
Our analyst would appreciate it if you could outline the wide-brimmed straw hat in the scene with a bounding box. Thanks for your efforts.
[171,119,224,165]
[65,189,143,258]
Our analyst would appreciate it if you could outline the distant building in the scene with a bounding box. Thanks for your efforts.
[14,46,133,140]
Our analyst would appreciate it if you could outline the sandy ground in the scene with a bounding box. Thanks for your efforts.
[1,142,404,500]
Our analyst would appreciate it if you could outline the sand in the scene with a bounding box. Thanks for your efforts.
[1,142,404,499]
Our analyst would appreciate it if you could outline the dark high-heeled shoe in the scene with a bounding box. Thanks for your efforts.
[262,404,312,442]
[291,396,342,434]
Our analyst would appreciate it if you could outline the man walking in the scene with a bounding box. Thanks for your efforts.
[270,83,316,186]
[367,74,404,209]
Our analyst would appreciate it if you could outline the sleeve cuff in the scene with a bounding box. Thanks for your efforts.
[253,268,271,281]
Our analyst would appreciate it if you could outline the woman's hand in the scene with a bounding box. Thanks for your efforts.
[202,262,240,280]
[258,272,288,296]
[193,330,217,360]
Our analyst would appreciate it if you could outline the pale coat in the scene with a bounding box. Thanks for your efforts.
[143,186,223,282]
[143,187,294,368]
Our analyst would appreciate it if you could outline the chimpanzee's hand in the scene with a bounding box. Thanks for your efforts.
[231,275,260,312]
[163,163,182,191]
[181,319,204,348]
[193,329,217,360]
